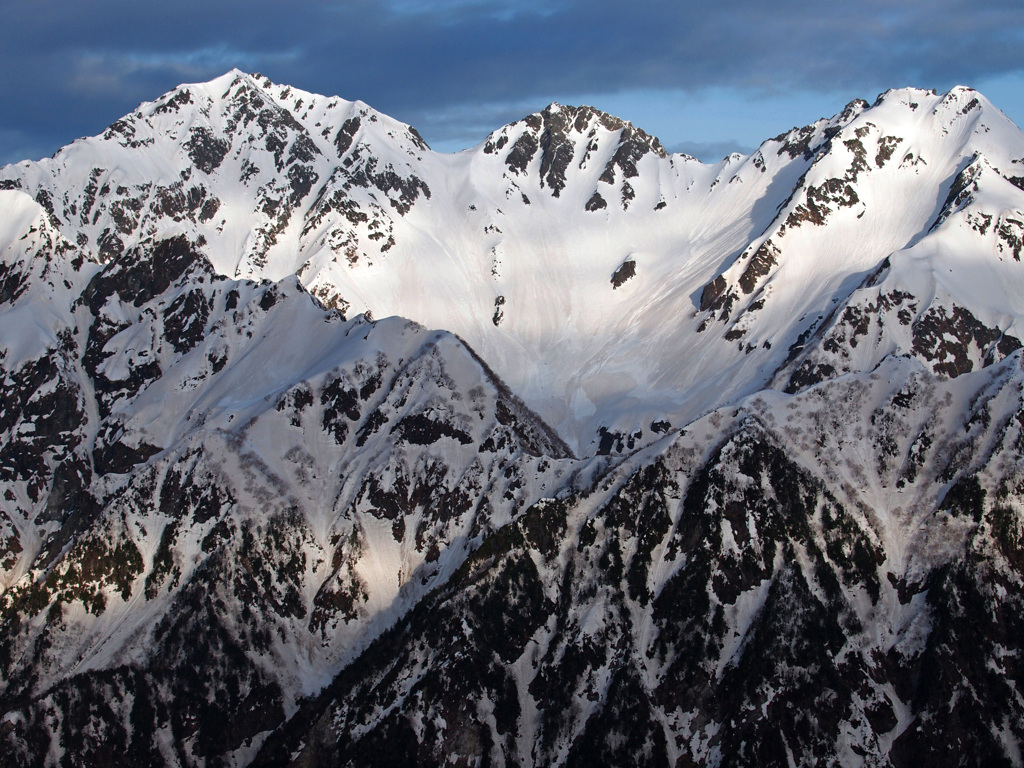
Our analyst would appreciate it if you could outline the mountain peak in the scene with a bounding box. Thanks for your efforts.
[530,102,664,151]
[867,84,1001,124]
[480,102,667,199]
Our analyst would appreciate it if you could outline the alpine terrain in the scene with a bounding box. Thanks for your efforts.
[1,71,1024,766]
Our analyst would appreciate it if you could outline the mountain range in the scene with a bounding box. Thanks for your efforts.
[1,71,1024,766]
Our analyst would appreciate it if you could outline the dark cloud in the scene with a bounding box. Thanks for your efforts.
[2,0,1022,163]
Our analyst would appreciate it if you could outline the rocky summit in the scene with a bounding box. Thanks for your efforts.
[1,72,1024,767]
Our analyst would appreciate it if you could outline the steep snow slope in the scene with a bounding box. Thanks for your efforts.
[6,73,1023,453]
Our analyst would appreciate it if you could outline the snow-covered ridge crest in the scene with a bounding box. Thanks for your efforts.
[2,76,1024,455]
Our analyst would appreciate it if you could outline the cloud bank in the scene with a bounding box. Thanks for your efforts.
[2,0,1022,163]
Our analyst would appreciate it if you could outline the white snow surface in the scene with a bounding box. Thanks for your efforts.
[4,74,1023,454]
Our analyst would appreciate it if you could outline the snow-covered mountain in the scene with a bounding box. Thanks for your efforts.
[2,72,1024,766]
[6,71,1022,454]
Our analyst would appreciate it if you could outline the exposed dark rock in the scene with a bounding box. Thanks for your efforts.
[620,181,635,209]
[699,275,727,311]
[0,260,29,304]
[498,104,664,200]
[184,126,231,174]
[585,191,606,211]
[783,288,916,391]
[596,426,643,455]
[912,304,1020,376]
[932,159,981,230]
[997,216,1023,260]
[345,156,431,216]
[738,240,780,294]
[334,116,361,157]
[537,121,576,197]
[785,177,860,228]
[153,88,193,115]
[505,130,539,176]
[163,288,210,354]
[876,135,903,167]
[34,189,55,217]
[482,134,509,155]
[82,235,208,314]
[599,124,667,183]
[93,439,161,475]
[774,124,818,160]
[391,413,472,446]
[610,259,636,288]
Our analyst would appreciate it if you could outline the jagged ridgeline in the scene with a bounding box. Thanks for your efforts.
[1,72,1024,766]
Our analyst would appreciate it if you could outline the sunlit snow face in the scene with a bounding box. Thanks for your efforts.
[4,70,1023,458]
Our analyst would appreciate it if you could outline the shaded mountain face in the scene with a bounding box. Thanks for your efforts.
[256,357,1024,768]
[0,192,575,766]
[2,73,1024,767]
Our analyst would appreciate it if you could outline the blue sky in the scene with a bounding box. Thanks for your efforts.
[2,0,1022,164]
